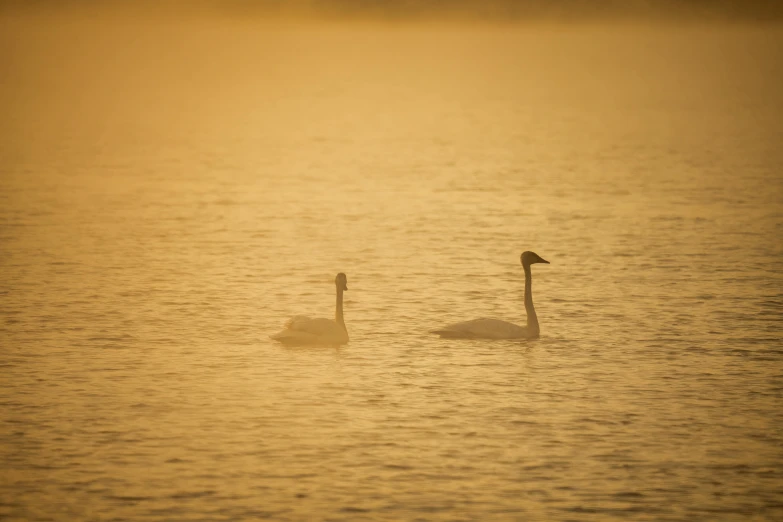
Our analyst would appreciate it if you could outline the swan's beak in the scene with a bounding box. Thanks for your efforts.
[540,257,550,264]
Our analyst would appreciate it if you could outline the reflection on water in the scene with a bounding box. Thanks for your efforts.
[1,9,782,521]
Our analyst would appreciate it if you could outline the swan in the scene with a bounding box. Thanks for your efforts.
[271,273,349,345]
[431,251,550,339]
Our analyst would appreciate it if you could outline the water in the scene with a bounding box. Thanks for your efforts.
[1,11,783,521]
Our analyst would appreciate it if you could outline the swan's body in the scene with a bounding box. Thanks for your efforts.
[431,251,549,340]
[271,273,349,346]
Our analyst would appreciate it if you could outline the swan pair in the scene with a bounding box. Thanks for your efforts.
[270,251,549,345]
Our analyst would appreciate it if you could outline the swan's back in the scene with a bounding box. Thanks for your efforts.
[271,316,348,345]
[285,316,340,335]
[431,318,532,340]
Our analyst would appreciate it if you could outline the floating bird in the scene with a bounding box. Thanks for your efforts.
[431,251,549,339]
[271,273,349,345]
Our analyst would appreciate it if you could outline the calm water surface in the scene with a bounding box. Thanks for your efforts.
[1,12,782,521]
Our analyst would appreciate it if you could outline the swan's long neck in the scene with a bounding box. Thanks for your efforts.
[523,264,540,335]
[335,288,346,329]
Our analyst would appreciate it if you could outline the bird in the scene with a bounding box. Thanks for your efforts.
[270,273,349,345]
[431,251,550,339]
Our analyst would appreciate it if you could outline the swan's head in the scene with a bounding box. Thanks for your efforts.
[335,272,348,291]
[521,251,549,267]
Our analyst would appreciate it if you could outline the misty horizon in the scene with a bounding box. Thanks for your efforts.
[3,0,783,22]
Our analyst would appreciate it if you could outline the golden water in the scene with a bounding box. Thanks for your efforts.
[1,11,782,521]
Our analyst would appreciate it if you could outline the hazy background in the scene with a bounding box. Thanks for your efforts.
[1,1,782,521]
[3,0,783,21]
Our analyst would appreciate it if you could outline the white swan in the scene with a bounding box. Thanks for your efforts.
[431,251,550,339]
[271,273,349,345]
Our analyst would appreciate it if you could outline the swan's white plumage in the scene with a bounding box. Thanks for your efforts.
[271,316,348,344]
[432,251,549,340]
[432,318,528,339]
[271,274,349,346]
